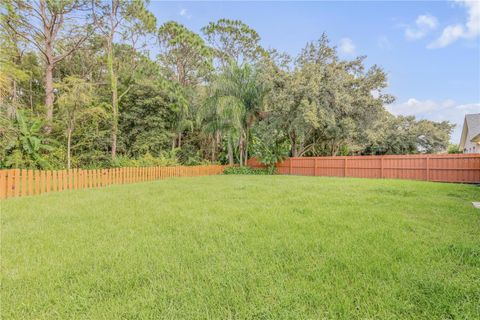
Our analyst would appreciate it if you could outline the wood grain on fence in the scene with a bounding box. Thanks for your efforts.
[248,154,480,183]
[0,165,227,199]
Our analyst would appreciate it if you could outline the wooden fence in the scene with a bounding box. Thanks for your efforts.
[0,165,227,199]
[248,154,480,183]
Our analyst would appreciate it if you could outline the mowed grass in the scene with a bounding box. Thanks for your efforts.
[2,175,480,319]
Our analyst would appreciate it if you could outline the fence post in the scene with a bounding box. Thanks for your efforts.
[289,158,293,175]
[314,158,318,176]
[344,158,347,177]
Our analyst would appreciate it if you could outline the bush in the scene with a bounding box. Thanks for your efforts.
[109,152,179,168]
[223,166,276,175]
[447,144,461,154]
[251,120,289,169]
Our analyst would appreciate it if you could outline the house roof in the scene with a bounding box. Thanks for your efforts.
[471,133,480,143]
[459,113,480,149]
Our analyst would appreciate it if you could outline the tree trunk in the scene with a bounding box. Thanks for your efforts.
[43,1,55,128]
[29,77,34,110]
[244,127,249,166]
[212,131,220,162]
[178,132,182,148]
[227,136,234,165]
[7,79,17,118]
[45,62,54,127]
[291,139,298,157]
[67,128,72,169]
[107,36,118,159]
[239,135,243,167]
[211,136,216,162]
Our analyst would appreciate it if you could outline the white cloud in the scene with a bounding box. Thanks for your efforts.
[429,25,465,48]
[338,38,356,55]
[387,98,453,115]
[179,8,191,19]
[417,14,439,29]
[387,98,480,142]
[405,14,438,40]
[428,0,480,48]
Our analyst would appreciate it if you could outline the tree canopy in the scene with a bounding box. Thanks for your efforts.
[0,3,454,169]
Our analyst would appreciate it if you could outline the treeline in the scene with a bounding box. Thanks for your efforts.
[0,0,453,169]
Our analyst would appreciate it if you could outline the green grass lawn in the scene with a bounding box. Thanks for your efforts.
[2,175,480,319]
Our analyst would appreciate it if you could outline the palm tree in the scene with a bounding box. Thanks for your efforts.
[199,93,241,164]
[201,62,266,166]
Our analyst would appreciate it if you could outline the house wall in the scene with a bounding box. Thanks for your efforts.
[463,125,480,154]
[463,139,479,154]
[461,114,480,154]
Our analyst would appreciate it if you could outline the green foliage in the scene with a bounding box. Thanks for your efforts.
[261,34,396,157]
[110,152,179,168]
[364,115,454,155]
[2,111,59,169]
[251,119,289,168]
[448,144,461,154]
[201,18,265,65]
[175,145,213,166]
[158,21,213,86]
[204,62,267,165]
[223,166,275,175]
[0,109,17,161]
[120,78,174,156]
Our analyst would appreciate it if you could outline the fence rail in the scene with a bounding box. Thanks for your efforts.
[248,154,480,183]
[0,165,227,199]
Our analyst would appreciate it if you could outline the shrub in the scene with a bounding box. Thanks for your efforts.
[223,166,276,175]
[109,152,179,168]
[447,144,461,154]
[251,120,289,170]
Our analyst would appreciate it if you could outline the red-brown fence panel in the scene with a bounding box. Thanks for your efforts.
[248,154,480,183]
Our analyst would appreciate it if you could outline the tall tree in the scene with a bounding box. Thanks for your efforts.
[158,21,213,87]
[205,63,267,165]
[264,35,394,156]
[2,0,94,127]
[93,0,156,159]
[157,21,212,148]
[0,27,28,117]
[56,76,96,168]
[201,19,265,67]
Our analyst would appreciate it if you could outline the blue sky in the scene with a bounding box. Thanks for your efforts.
[148,1,480,142]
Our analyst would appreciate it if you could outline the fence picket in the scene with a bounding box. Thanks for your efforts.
[0,170,7,199]
[21,169,27,196]
[6,170,14,198]
[33,171,39,195]
[27,170,33,196]
[39,171,46,194]
[46,171,51,193]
